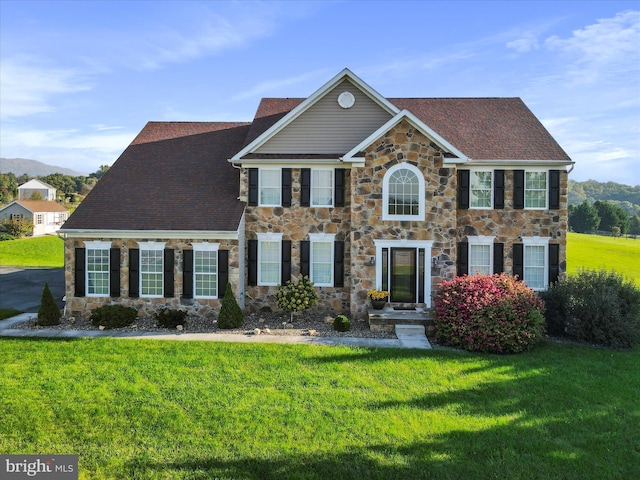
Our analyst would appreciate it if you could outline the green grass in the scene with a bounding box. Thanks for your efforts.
[0,309,22,320]
[567,232,640,285]
[0,338,638,480]
[0,235,64,267]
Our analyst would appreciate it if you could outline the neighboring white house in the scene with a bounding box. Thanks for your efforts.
[1,180,69,236]
[18,179,57,201]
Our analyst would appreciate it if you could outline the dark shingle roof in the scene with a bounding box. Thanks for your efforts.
[63,122,250,232]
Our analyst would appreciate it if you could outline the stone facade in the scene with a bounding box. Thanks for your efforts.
[64,237,241,318]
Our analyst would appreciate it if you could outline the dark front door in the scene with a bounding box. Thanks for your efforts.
[390,248,416,303]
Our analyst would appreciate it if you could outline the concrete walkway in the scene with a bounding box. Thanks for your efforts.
[0,313,432,349]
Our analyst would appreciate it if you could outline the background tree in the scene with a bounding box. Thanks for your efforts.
[569,201,600,233]
[594,200,630,234]
[629,215,640,236]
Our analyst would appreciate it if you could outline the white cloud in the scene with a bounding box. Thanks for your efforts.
[0,58,91,120]
[506,35,540,54]
[230,69,330,101]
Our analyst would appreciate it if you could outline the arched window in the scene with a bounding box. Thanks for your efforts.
[382,163,425,220]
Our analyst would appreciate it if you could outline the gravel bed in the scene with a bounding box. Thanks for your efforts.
[8,312,397,339]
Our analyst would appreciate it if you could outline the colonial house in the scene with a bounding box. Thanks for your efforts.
[1,180,69,236]
[60,69,572,320]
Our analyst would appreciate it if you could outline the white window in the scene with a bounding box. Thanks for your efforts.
[525,171,547,209]
[382,163,425,221]
[259,169,281,206]
[311,169,333,207]
[522,237,550,291]
[85,241,111,297]
[36,214,44,225]
[467,236,495,275]
[309,233,335,286]
[138,242,165,297]
[193,243,219,298]
[470,170,492,208]
[258,233,282,286]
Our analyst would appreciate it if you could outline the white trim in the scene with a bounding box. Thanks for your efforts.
[521,236,550,291]
[469,169,494,209]
[138,245,165,298]
[341,109,469,163]
[465,160,574,167]
[191,242,220,252]
[382,163,425,221]
[61,230,240,240]
[229,68,399,163]
[258,167,282,207]
[373,239,434,308]
[311,168,335,208]
[137,241,166,250]
[257,233,283,286]
[84,241,112,297]
[308,233,336,287]
[467,236,496,276]
[524,169,549,210]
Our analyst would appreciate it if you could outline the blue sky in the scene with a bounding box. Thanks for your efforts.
[1,1,638,185]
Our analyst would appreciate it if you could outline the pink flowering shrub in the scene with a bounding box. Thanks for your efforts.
[434,273,545,354]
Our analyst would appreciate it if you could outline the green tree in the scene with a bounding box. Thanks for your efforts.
[569,201,600,233]
[0,173,18,204]
[217,283,244,329]
[629,215,640,236]
[90,165,110,180]
[594,200,630,234]
[37,282,61,326]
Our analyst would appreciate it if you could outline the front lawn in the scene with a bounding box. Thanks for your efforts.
[1,338,638,479]
[0,235,64,267]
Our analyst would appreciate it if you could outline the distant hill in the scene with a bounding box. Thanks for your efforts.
[569,179,640,217]
[0,158,86,177]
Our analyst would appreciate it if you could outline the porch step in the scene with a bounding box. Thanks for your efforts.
[368,306,434,334]
[395,324,432,350]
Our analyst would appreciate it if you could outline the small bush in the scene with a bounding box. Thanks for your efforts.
[434,273,546,354]
[154,308,188,329]
[276,275,318,322]
[333,315,351,332]
[0,233,15,241]
[90,305,138,329]
[217,283,243,329]
[37,282,61,326]
[2,218,33,238]
[541,269,640,348]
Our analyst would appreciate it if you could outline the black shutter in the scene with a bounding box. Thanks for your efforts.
[300,240,310,277]
[218,250,229,297]
[493,243,504,274]
[183,249,193,299]
[513,244,524,280]
[494,170,505,209]
[248,240,258,286]
[457,242,468,277]
[549,243,560,285]
[335,169,345,207]
[248,168,258,206]
[514,170,525,209]
[164,249,174,298]
[110,247,120,297]
[281,240,291,284]
[74,248,86,297]
[301,168,311,206]
[129,248,139,297]
[282,168,292,207]
[458,170,470,209]
[334,241,345,287]
[549,170,560,210]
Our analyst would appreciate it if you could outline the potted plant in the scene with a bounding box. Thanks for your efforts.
[367,289,389,310]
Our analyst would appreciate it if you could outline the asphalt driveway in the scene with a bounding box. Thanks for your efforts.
[0,267,65,312]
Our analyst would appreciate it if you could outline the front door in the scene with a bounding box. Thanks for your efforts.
[390,248,416,303]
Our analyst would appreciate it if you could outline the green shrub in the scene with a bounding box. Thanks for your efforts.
[2,218,33,238]
[275,275,318,322]
[37,282,61,326]
[333,315,351,332]
[541,269,640,348]
[217,282,243,329]
[0,233,15,241]
[154,308,188,329]
[90,305,138,329]
[434,273,546,354]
